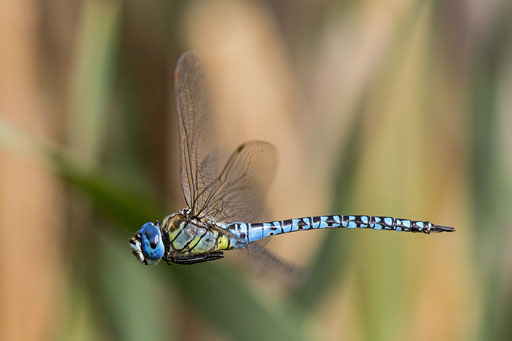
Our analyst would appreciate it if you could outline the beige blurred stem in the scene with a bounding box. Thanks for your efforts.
[0,1,63,340]
[183,0,328,265]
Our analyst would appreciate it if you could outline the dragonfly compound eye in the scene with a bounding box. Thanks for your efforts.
[140,222,164,263]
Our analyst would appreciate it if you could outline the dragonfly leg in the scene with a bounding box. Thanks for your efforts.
[167,252,224,265]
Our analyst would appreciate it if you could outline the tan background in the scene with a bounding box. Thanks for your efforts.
[0,0,510,340]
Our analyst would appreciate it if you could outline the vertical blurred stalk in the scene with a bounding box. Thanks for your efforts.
[294,3,429,330]
[350,5,435,340]
[68,0,120,166]
[61,2,174,340]
[469,3,512,339]
[0,1,63,340]
[60,1,122,339]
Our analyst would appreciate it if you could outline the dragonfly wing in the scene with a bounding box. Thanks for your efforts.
[195,140,278,223]
[174,51,219,210]
[174,52,277,223]
[245,243,307,283]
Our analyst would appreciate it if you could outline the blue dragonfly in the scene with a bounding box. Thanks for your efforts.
[129,51,454,266]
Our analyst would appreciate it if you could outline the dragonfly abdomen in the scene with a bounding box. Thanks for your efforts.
[225,215,454,245]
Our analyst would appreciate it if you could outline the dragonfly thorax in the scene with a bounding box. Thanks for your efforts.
[163,211,217,252]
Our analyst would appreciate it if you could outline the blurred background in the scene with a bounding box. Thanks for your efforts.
[0,0,510,340]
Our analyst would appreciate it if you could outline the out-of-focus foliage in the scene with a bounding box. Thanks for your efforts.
[1,0,511,340]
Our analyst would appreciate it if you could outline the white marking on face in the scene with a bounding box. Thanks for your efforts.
[130,240,145,263]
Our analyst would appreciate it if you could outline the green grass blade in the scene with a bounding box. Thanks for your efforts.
[55,154,306,340]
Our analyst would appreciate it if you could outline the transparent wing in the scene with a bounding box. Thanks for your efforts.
[194,141,278,223]
[244,243,307,284]
[174,51,219,211]
[174,52,277,222]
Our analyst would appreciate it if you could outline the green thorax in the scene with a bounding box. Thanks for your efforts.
[161,212,232,257]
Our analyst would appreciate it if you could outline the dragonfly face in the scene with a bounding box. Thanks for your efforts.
[129,222,165,265]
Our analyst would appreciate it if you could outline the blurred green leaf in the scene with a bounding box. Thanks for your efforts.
[54,153,306,340]
[69,0,121,166]
[97,232,174,341]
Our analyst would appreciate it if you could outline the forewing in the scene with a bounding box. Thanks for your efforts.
[174,51,219,210]
[194,141,278,223]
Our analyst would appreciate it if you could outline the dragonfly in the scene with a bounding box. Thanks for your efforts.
[129,51,455,266]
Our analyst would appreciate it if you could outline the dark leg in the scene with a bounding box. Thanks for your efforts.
[168,252,224,265]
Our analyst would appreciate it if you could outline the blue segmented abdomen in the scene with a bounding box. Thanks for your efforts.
[223,215,454,246]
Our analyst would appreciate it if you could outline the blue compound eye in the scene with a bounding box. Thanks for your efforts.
[146,228,160,248]
[140,222,164,261]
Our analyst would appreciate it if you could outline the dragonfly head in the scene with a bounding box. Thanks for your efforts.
[129,222,165,265]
